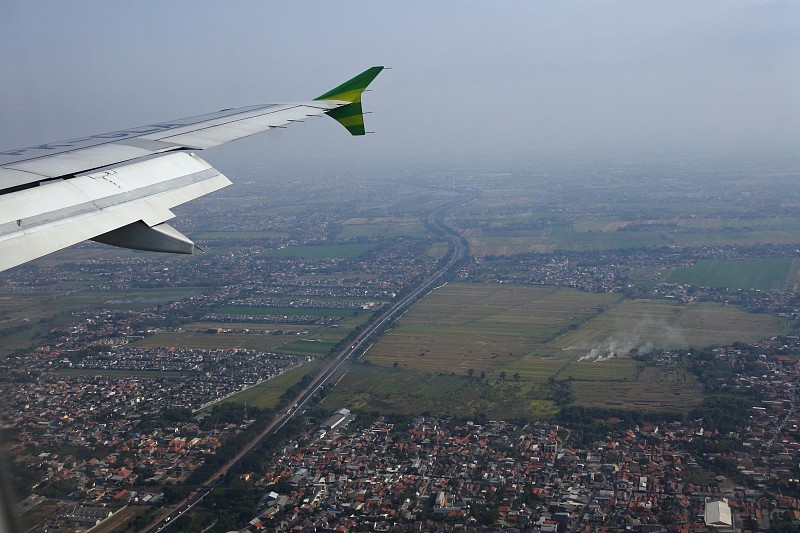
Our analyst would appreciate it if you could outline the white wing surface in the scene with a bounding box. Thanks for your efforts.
[0,67,384,272]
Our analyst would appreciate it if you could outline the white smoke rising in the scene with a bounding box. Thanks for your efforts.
[572,315,680,362]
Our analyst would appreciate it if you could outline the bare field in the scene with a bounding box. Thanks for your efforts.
[570,367,702,413]
[550,299,787,356]
[365,284,621,373]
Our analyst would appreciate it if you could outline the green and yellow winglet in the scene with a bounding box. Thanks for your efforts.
[315,66,384,136]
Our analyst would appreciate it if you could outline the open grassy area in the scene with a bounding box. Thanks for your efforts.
[319,363,559,420]
[666,258,793,290]
[215,359,324,410]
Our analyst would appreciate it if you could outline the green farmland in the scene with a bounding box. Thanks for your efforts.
[666,258,793,290]
[349,283,788,418]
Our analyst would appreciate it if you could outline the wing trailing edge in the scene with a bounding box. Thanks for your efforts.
[0,67,384,272]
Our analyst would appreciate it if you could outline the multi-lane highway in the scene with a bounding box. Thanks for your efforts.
[147,198,470,531]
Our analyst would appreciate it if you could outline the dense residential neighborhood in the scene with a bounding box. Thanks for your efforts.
[233,342,800,532]
[3,167,800,530]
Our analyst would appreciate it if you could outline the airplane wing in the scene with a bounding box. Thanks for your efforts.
[0,66,384,273]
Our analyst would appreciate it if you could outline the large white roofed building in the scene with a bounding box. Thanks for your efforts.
[705,499,733,529]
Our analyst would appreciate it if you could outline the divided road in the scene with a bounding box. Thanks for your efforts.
[147,197,471,531]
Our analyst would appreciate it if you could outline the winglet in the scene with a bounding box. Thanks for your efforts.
[315,66,384,136]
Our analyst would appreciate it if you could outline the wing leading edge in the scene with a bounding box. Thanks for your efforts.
[0,66,384,273]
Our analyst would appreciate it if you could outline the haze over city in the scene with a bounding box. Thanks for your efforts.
[3,2,800,532]
[2,1,798,166]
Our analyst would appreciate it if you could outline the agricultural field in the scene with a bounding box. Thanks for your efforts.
[550,299,788,357]
[338,216,427,239]
[463,227,671,256]
[447,157,800,255]
[569,367,702,413]
[365,284,622,373]
[349,283,787,418]
[666,258,793,290]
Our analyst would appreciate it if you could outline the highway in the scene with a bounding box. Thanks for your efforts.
[146,197,470,532]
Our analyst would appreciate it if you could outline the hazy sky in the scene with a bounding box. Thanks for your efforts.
[2,1,798,168]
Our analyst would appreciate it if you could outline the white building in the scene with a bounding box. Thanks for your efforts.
[704,499,733,529]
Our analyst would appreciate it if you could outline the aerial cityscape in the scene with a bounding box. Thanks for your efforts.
[2,153,800,532]
[2,1,800,532]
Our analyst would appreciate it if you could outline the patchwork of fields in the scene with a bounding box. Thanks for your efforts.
[366,285,621,373]
[357,283,788,417]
